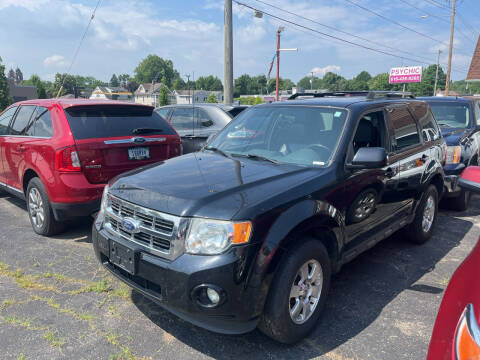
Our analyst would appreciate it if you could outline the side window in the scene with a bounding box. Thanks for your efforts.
[410,103,440,142]
[10,105,36,135]
[156,108,170,119]
[195,108,214,128]
[33,107,53,137]
[0,107,18,135]
[170,107,193,130]
[387,106,421,151]
[352,110,387,154]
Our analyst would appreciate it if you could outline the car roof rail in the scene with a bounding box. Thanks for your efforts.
[365,91,415,100]
[287,91,370,100]
[287,91,415,101]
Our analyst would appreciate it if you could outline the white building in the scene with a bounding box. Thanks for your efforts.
[134,83,176,106]
[90,86,133,101]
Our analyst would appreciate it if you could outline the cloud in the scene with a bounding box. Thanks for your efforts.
[43,55,68,68]
[0,0,48,11]
[310,65,341,77]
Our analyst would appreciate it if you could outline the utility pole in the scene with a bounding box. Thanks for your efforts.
[434,49,442,96]
[224,0,233,104]
[185,74,191,104]
[310,71,315,90]
[445,0,456,96]
[275,27,282,102]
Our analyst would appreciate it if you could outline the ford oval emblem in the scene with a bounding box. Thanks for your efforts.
[133,137,146,144]
[121,217,140,233]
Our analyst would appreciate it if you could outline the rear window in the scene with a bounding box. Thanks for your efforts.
[65,105,176,140]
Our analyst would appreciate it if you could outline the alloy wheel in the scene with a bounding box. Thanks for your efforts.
[28,187,45,228]
[289,259,323,324]
[422,195,435,233]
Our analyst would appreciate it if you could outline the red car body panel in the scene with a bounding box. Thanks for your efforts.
[0,99,181,218]
[427,166,480,360]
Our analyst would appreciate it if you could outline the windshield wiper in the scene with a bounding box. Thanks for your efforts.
[204,147,231,158]
[132,128,164,134]
[231,153,279,164]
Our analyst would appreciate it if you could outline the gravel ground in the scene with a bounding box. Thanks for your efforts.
[0,193,478,360]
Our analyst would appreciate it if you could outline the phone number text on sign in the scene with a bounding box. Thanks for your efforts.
[389,66,422,84]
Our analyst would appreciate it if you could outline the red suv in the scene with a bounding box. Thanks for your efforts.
[0,99,181,235]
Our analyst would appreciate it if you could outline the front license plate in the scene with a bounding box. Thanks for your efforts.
[110,240,136,274]
[128,146,150,160]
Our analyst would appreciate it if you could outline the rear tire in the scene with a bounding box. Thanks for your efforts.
[405,185,438,244]
[448,189,471,211]
[26,178,65,236]
[258,238,331,344]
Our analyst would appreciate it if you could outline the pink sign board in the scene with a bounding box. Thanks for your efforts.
[389,66,422,84]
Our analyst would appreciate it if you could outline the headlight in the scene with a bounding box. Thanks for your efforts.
[446,146,462,164]
[95,184,109,223]
[185,218,252,255]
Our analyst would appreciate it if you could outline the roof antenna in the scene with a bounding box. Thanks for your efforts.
[56,0,101,98]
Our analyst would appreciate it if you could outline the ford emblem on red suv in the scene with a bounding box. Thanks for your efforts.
[133,137,146,143]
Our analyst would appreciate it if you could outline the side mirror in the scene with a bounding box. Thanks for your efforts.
[349,147,387,169]
[458,166,480,193]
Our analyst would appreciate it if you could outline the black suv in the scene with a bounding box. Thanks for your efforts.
[93,92,446,343]
[419,96,480,210]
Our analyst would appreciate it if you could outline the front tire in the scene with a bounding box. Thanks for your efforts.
[405,185,438,244]
[258,239,331,344]
[26,178,65,236]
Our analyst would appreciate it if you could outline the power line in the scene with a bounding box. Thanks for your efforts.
[422,0,450,10]
[57,0,102,98]
[233,0,469,73]
[343,0,471,57]
[253,0,442,66]
[398,0,476,44]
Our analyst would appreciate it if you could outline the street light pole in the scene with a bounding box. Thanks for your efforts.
[310,71,315,90]
[275,27,282,102]
[224,0,233,104]
[434,49,442,96]
[445,0,456,96]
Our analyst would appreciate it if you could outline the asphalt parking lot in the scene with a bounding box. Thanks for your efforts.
[0,194,478,360]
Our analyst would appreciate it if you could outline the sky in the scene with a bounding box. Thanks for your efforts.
[0,0,479,84]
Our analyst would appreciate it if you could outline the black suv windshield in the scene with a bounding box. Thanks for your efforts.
[207,106,348,167]
[429,103,471,129]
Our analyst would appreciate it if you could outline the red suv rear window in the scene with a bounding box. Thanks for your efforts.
[65,105,176,140]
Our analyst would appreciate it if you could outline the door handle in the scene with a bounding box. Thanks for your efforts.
[385,167,395,178]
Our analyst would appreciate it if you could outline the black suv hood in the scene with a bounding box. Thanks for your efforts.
[109,152,322,220]
[441,127,471,146]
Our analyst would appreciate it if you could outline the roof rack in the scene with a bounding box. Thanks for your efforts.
[287,91,415,101]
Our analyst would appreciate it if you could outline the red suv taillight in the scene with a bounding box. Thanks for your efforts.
[55,146,81,172]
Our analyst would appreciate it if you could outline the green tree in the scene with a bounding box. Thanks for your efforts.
[172,78,185,90]
[118,74,131,87]
[0,57,11,110]
[15,68,23,84]
[368,73,395,91]
[52,73,76,97]
[407,65,445,96]
[267,77,295,93]
[126,80,139,93]
[24,74,47,99]
[254,96,264,105]
[206,93,218,103]
[134,55,180,87]
[350,71,372,91]
[196,75,223,91]
[297,76,322,90]
[158,86,169,106]
[109,74,119,87]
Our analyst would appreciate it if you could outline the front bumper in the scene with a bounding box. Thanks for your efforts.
[92,224,260,334]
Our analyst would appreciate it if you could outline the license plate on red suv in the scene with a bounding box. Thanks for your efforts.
[128,147,150,160]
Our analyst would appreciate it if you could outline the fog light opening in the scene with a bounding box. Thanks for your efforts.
[191,284,226,308]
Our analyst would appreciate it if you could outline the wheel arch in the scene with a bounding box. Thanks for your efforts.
[23,168,40,195]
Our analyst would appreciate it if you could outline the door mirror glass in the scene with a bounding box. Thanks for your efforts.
[351,147,387,168]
